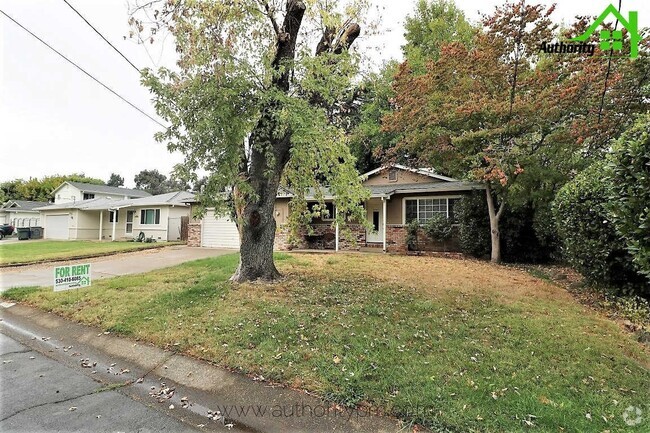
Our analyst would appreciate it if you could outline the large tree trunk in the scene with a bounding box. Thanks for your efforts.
[485,184,505,264]
[230,0,360,282]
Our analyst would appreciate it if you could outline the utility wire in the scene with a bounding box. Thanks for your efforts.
[0,9,165,128]
[61,0,141,73]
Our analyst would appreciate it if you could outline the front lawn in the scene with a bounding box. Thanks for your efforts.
[3,253,649,432]
[0,240,173,265]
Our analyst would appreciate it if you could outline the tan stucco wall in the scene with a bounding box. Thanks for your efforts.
[363,168,441,186]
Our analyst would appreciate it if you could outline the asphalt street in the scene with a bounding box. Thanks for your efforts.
[0,332,200,433]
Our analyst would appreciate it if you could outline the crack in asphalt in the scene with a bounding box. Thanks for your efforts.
[0,386,109,423]
[0,348,32,356]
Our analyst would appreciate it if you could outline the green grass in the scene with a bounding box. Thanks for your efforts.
[3,253,649,432]
[0,240,175,265]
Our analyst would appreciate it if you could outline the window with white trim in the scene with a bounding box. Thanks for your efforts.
[405,198,453,224]
[140,209,161,225]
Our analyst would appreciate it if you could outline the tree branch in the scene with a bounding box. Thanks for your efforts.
[259,0,280,36]
[271,0,306,90]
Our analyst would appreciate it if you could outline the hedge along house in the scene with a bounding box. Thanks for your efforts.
[36,182,193,241]
[190,164,484,252]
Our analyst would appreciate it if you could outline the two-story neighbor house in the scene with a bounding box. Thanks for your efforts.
[189,164,483,252]
[36,182,193,241]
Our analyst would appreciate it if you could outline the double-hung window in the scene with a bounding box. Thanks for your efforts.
[405,198,461,224]
[140,209,161,225]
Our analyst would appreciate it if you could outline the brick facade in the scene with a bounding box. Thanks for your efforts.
[187,222,201,247]
[275,224,366,251]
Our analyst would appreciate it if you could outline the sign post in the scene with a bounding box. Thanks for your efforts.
[53,264,92,292]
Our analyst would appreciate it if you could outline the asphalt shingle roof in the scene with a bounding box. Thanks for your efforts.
[35,191,195,211]
[1,200,49,211]
[65,182,151,198]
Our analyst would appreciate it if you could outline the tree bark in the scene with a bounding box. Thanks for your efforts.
[485,183,505,264]
[230,1,361,282]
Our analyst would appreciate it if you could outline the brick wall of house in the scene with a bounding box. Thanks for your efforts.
[275,224,366,251]
[188,222,201,247]
[385,224,461,253]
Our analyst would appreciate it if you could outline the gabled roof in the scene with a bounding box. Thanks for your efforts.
[0,200,48,212]
[52,181,151,198]
[35,191,194,212]
[361,164,458,182]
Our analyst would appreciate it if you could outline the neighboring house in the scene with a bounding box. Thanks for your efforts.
[0,200,48,227]
[36,185,193,241]
[51,181,151,204]
[189,164,484,252]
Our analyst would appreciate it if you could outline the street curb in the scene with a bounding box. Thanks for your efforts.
[0,243,182,269]
[0,304,407,433]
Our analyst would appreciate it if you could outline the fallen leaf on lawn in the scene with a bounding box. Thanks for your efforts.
[333,355,341,364]
[69,407,77,411]
[169,404,175,410]
[585,413,592,420]
[136,378,144,384]
[29,356,35,360]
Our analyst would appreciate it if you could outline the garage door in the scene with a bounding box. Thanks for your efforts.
[45,214,69,240]
[202,211,240,249]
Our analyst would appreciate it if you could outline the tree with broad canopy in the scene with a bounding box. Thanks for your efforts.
[130,0,371,282]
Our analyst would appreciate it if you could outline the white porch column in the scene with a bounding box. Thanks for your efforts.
[98,211,103,241]
[335,205,339,252]
[382,197,387,252]
[111,210,117,241]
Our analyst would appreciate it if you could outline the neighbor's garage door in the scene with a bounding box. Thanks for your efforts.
[45,214,69,240]
[202,210,240,249]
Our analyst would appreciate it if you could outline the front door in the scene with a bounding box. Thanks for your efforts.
[126,210,134,234]
[366,208,382,243]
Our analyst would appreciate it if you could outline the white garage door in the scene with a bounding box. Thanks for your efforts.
[202,211,240,249]
[45,214,69,240]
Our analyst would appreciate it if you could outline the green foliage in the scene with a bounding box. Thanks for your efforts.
[423,213,452,242]
[133,169,188,195]
[137,1,370,235]
[2,174,104,202]
[403,0,474,72]
[107,173,124,187]
[553,162,648,296]
[345,62,400,173]
[405,219,420,251]
[607,113,650,282]
[456,192,557,262]
[455,192,491,258]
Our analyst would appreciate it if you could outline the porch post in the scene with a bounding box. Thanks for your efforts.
[111,210,117,242]
[382,197,387,252]
[335,205,339,252]
[98,211,103,241]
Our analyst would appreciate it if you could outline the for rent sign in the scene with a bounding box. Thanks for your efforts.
[54,264,91,292]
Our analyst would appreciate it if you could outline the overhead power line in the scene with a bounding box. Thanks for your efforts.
[61,0,141,73]
[0,9,165,128]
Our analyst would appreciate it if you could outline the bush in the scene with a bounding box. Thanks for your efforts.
[405,219,420,251]
[455,192,491,258]
[455,191,556,262]
[423,214,453,242]
[553,162,648,296]
[607,113,650,283]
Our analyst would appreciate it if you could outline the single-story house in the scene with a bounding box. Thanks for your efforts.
[35,182,194,241]
[188,164,484,252]
[0,200,48,227]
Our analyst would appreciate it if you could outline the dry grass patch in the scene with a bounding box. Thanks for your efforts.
[4,252,649,432]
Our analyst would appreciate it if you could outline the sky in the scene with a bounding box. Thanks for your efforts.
[1,0,648,188]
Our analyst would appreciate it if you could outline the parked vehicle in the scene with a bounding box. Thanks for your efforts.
[0,224,15,239]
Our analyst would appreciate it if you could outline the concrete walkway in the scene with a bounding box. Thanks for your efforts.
[0,246,236,292]
[0,304,404,433]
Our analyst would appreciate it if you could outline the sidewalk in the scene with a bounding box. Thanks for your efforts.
[0,303,405,433]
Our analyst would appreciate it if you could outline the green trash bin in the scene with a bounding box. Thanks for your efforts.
[17,227,31,240]
[30,226,44,239]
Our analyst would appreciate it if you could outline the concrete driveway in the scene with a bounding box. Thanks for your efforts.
[0,246,236,292]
